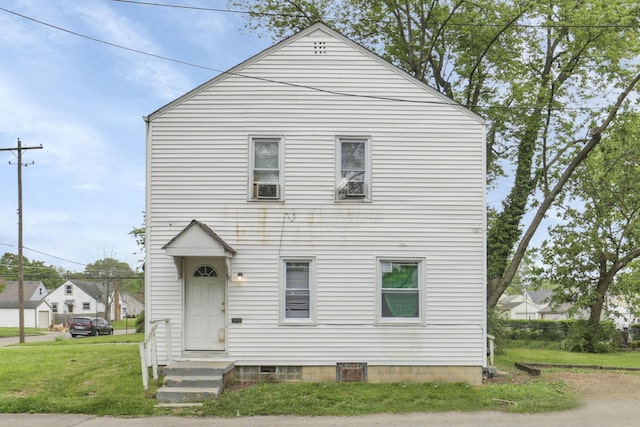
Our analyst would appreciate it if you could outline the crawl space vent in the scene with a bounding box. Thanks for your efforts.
[337,362,367,382]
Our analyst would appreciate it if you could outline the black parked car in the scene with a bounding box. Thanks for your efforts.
[69,317,114,337]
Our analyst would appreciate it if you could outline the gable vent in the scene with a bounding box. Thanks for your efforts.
[313,41,327,54]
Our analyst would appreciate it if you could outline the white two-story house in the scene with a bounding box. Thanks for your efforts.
[144,23,486,385]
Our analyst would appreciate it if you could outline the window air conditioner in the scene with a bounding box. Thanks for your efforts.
[346,181,366,197]
[256,182,279,199]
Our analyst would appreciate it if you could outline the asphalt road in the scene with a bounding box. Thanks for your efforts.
[0,399,638,427]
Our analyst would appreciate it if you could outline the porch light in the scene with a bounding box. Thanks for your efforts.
[234,272,244,281]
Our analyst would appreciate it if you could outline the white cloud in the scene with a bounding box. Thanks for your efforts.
[73,2,194,100]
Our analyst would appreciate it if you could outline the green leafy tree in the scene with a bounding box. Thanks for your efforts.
[129,211,145,253]
[0,252,64,289]
[539,113,640,351]
[229,0,640,307]
[616,260,640,322]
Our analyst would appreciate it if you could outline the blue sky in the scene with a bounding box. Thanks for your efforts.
[0,0,271,272]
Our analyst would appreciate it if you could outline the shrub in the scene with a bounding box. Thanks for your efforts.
[565,320,616,353]
[135,310,145,333]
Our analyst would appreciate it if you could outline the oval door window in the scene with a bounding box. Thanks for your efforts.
[193,265,218,277]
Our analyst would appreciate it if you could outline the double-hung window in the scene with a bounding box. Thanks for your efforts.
[337,137,370,200]
[250,137,282,200]
[378,259,424,323]
[281,258,315,323]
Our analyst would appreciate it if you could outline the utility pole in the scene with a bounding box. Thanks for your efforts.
[1,138,42,343]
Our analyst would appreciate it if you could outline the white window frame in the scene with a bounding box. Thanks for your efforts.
[65,284,73,296]
[249,136,284,201]
[376,258,425,324]
[52,303,58,313]
[336,136,371,201]
[82,302,91,311]
[280,257,316,324]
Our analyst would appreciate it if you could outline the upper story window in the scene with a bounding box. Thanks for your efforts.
[337,137,370,201]
[281,258,315,324]
[377,259,424,324]
[250,137,282,201]
[65,284,73,295]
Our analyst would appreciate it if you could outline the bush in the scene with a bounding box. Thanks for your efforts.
[503,319,572,341]
[565,320,616,353]
[135,310,145,333]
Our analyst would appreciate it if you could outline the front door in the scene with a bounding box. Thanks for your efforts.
[185,260,226,351]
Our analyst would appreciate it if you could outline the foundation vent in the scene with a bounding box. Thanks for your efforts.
[336,362,367,382]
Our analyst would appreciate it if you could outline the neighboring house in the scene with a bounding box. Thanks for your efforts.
[498,289,592,322]
[46,280,124,322]
[120,292,144,318]
[0,280,51,328]
[497,292,539,320]
[145,23,487,384]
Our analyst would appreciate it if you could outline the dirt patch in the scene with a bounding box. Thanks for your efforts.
[545,371,640,399]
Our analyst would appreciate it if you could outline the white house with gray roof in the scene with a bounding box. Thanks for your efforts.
[144,23,487,386]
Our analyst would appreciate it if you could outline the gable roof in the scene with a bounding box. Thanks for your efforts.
[0,280,45,302]
[146,22,484,124]
[527,290,553,305]
[0,300,49,309]
[67,280,110,301]
[163,219,237,256]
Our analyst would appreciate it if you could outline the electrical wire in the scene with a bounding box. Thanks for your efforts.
[0,6,627,112]
[113,0,640,29]
[113,0,306,17]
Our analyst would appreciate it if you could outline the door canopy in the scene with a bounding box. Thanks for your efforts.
[163,220,236,276]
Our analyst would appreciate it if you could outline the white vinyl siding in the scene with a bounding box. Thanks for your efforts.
[146,25,486,369]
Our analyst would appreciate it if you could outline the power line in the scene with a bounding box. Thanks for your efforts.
[0,5,627,112]
[113,0,304,17]
[113,0,640,29]
[0,242,88,267]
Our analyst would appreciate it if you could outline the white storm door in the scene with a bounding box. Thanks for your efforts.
[185,267,226,351]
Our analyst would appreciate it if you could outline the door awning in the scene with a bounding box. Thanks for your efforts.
[163,219,236,258]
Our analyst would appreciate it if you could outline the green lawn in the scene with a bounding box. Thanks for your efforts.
[496,340,640,369]
[0,336,588,416]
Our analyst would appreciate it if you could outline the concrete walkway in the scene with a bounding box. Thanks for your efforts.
[0,399,638,426]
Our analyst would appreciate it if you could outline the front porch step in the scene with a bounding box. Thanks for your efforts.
[163,360,235,376]
[156,360,235,403]
[156,386,221,403]
[164,374,222,388]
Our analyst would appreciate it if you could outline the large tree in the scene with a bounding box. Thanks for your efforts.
[539,112,640,350]
[230,0,640,306]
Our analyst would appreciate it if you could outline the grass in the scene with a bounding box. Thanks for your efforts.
[0,336,584,416]
[0,334,158,416]
[179,380,576,417]
[110,319,138,331]
[0,328,48,338]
